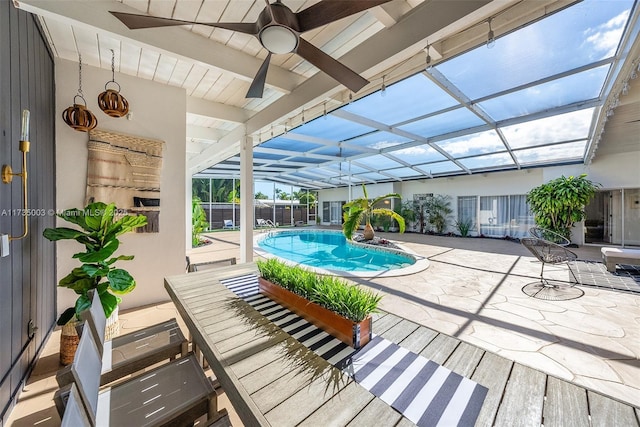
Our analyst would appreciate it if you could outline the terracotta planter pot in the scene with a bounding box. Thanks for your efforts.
[258,277,372,349]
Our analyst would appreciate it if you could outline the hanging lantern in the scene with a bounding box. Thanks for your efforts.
[62,54,98,132]
[62,95,98,132]
[98,49,129,117]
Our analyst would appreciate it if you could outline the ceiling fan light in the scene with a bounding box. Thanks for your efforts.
[260,25,298,54]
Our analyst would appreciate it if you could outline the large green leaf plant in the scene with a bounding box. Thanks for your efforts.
[43,202,147,325]
[526,174,599,240]
[342,184,405,240]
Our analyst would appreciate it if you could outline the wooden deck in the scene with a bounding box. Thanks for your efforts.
[372,311,640,427]
[166,264,640,426]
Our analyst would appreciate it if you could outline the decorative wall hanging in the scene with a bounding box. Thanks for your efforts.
[97,49,130,117]
[85,129,164,233]
[62,54,98,132]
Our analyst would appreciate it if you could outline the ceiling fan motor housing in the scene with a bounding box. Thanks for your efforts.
[258,2,300,54]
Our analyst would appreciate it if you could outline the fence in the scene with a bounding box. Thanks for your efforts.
[201,203,316,229]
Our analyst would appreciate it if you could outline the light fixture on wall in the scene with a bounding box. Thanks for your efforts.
[486,18,496,49]
[425,44,433,70]
[380,75,387,97]
[62,54,98,132]
[2,110,31,243]
[98,49,130,118]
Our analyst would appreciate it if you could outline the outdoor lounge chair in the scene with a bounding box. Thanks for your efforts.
[222,219,234,229]
[53,312,225,427]
[57,291,188,386]
[521,237,584,300]
[256,218,276,227]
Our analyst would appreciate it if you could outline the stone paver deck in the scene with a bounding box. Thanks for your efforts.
[192,228,640,409]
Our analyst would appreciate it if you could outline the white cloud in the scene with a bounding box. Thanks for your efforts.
[502,109,593,149]
[437,131,504,156]
[585,10,629,58]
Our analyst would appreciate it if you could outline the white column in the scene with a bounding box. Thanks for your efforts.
[272,182,276,224]
[239,133,253,263]
[208,178,212,229]
[232,177,236,227]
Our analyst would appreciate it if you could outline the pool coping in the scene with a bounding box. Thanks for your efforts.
[253,228,430,278]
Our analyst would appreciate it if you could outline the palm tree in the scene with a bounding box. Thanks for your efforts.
[342,185,405,240]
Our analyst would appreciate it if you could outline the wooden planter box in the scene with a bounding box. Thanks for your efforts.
[258,277,372,349]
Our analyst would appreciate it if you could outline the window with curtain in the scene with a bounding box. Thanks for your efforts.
[509,195,534,238]
[457,196,477,233]
[479,195,533,238]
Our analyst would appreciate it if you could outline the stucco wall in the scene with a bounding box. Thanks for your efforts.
[54,58,186,314]
[317,148,639,245]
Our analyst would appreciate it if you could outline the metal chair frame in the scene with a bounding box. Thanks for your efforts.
[521,237,580,287]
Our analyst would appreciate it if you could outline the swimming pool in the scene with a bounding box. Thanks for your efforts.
[254,229,429,277]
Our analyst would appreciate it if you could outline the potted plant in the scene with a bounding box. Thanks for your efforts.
[342,184,405,240]
[256,258,382,349]
[526,174,600,241]
[43,202,147,363]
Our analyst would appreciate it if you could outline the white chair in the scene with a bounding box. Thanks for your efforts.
[223,219,234,229]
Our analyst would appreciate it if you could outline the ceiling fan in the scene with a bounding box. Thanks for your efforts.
[111,0,391,98]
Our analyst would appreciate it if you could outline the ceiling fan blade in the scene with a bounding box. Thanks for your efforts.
[263,0,275,21]
[246,53,272,98]
[296,38,368,93]
[110,11,258,34]
[296,0,392,32]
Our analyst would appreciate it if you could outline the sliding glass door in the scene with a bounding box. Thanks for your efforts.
[585,189,640,247]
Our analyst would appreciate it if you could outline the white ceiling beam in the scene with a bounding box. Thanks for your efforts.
[188,0,492,174]
[370,1,413,27]
[186,124,224,141]
[187,97,250,123]
[186,140,207,154]
[16,0,302,93]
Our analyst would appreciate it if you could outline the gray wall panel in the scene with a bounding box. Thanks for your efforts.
[0,2,56,423]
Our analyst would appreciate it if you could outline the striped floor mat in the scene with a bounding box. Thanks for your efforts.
[220,274,487,426]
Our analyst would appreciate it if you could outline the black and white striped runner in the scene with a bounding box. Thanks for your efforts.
[220,274,487,426]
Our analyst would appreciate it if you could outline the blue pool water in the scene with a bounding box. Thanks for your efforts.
[257,230,415,272]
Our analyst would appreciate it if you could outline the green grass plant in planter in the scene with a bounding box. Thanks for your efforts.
[43,202,147,326]
[256,258,381,323]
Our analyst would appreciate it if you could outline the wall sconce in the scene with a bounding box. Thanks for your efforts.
[2,109,30,242]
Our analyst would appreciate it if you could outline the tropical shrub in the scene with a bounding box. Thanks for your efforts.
[425,194,452,234]
[526,174,599,240]
[192,196,208,247]
[455,219,473,237]
[342,184,405,240]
